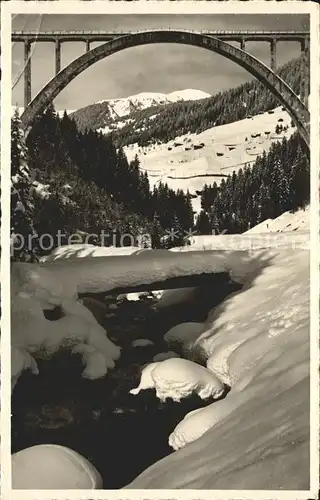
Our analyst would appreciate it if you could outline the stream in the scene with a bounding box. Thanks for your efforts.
[11,276,241,488]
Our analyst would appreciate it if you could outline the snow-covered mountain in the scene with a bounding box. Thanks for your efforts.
[95,89,211,120]
[66,89,211,134]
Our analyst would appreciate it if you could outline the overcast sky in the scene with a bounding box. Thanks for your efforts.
[12,14,308,110]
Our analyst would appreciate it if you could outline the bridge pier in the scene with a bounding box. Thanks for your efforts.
[240,38,246,51]
[270,39,277,72]
[300,38,310,108]
[86,40,90,52]
[55,40,61,75]
[24,40,31,108]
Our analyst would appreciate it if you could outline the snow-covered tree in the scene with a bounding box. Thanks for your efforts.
[11,109,38,261]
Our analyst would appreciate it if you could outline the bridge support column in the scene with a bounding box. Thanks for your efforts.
[24,40,31,108]
[55,40,61,75]
[240,38,246,51]
[270,39,277,72]
[86,40,90,52]
[300,38,309,108]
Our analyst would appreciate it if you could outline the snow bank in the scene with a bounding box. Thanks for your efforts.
[126,245,310,489]
[12,444,102,489]
[11,260,122,385]
[170,230,309,255]
[246,206,310,234]
[40,244,147,262]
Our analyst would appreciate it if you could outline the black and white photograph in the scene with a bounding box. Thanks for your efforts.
[1,0,319,496]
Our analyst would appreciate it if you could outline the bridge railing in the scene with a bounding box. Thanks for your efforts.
[12,29,310,36]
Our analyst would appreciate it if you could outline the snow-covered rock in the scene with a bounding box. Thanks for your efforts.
[130,358,225,403]
[163,322,205,347]
[11,261,122,385]
[12,444,102,489]
[153,351,180,362]
[11,346,39,392]
[156,287,198,310]
[129,362,160,395]
[131,339,154,348]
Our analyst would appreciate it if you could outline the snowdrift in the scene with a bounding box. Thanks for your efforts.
[126,244,310,489]
[40,243,148,262]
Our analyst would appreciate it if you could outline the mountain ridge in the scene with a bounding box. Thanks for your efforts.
[69,89,211,134]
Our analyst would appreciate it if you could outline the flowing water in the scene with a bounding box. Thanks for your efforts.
[11,278,240,488]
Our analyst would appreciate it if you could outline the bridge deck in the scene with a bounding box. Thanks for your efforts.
[12,29,310,43]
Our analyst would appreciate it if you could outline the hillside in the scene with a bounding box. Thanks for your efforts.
[124,104,295,215]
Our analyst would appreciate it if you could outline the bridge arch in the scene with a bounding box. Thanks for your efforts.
[21,30,310,148]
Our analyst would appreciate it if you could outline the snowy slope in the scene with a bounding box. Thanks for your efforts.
[124,105,294,215]
[179,206,310,252]
[245,206,310,234]
[126,243,311,490]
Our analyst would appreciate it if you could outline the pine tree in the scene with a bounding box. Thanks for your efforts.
[196,210,211,235]
[289,144,310,209]
[150,212,163,249]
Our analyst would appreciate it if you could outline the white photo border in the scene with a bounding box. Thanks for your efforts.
[1,1,319,499]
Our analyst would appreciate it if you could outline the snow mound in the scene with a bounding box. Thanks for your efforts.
[126,245,310,489]
[11,261,122,385]
[130,358,225,403]
[164,322,206,347]
[40,244,146,262]
[12,444,102,489]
